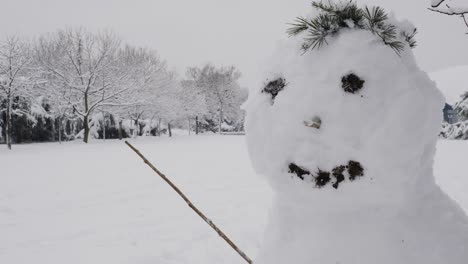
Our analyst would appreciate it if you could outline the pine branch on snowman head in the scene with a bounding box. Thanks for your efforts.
[287,0,418,55]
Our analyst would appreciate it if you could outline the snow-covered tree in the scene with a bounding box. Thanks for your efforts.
[111,45,175,138]
[179,78,208,134]
[429,0,468,32]
[185,64,245,133]
[0,36,41,149]
[36,28,139,143]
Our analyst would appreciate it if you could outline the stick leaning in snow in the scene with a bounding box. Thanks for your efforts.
[125,141,253,264]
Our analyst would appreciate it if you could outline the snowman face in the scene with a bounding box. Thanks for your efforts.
[261,75,366,190]
[245,30,443,200]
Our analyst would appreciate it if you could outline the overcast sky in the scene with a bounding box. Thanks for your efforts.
[1,0,467,87]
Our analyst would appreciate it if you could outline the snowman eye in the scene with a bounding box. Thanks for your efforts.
[341,73,365,94]
[262,77,286,104]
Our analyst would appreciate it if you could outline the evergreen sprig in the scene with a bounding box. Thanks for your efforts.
[402,28,418,48]
[287,1,418,55]
[363,6,404,54]
[312,0,364,28]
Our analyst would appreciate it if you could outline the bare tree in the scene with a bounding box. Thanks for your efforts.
[0,36,40,149]
[429,0,468,33]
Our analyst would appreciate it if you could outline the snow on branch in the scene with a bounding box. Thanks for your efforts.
[429,0,468,32]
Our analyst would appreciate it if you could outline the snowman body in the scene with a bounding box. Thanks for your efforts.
[245,26,468,264]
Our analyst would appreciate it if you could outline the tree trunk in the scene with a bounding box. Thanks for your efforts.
[102,119,106,140]
[195,116,199,135]
[168,122,172,137]
[134,119,138,138]
[83,115,90,143]
[118,119,123,140]
[157,118,161,136]
[83,91,90,143]
[58,117,62,144]
[188,118,191,135]
[218,108,223,134]
[5,96,12,150]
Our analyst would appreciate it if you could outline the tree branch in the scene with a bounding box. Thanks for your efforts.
[125,142,252,264]
[428,7,468,16]
[428,2,468,33]
[431,0,445,8]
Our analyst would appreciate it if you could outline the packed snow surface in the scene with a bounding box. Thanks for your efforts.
[0,136,271,264]
[0,136,467,263]
[245,13,468,264]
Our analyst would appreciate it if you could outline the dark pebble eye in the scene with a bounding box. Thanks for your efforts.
[262,77,286,103]
[341,73,365,94]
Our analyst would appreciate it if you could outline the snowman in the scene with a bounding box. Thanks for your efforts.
[244,1,468,264]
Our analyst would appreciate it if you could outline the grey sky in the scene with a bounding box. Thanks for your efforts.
[1,0,467,87]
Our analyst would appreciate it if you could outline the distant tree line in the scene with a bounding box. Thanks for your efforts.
[0,28,247,149]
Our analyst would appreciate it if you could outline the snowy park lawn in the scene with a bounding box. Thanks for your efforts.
[0,136,467,264]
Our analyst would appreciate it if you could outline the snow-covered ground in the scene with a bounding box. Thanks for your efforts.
[0,136,467,264]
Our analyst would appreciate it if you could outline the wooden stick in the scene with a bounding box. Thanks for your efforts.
[125,141,253,264]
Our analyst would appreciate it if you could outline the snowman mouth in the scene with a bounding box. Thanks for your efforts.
[287,161,364,189]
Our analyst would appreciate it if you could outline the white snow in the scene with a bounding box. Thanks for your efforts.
[0,136,271,264]
[244,9,468,264]
[0,136,467,263]
[430,65,468,105]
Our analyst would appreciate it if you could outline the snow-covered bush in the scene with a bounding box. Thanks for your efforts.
[440,121,468,139]
[245,1,468,263]
[455,91,468,120]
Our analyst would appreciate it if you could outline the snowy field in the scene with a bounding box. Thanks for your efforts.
[0,136,467,264]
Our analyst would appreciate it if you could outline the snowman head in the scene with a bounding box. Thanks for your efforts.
[245,1,444,206]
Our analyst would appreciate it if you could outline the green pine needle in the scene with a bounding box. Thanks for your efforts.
[287,0,418,55]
